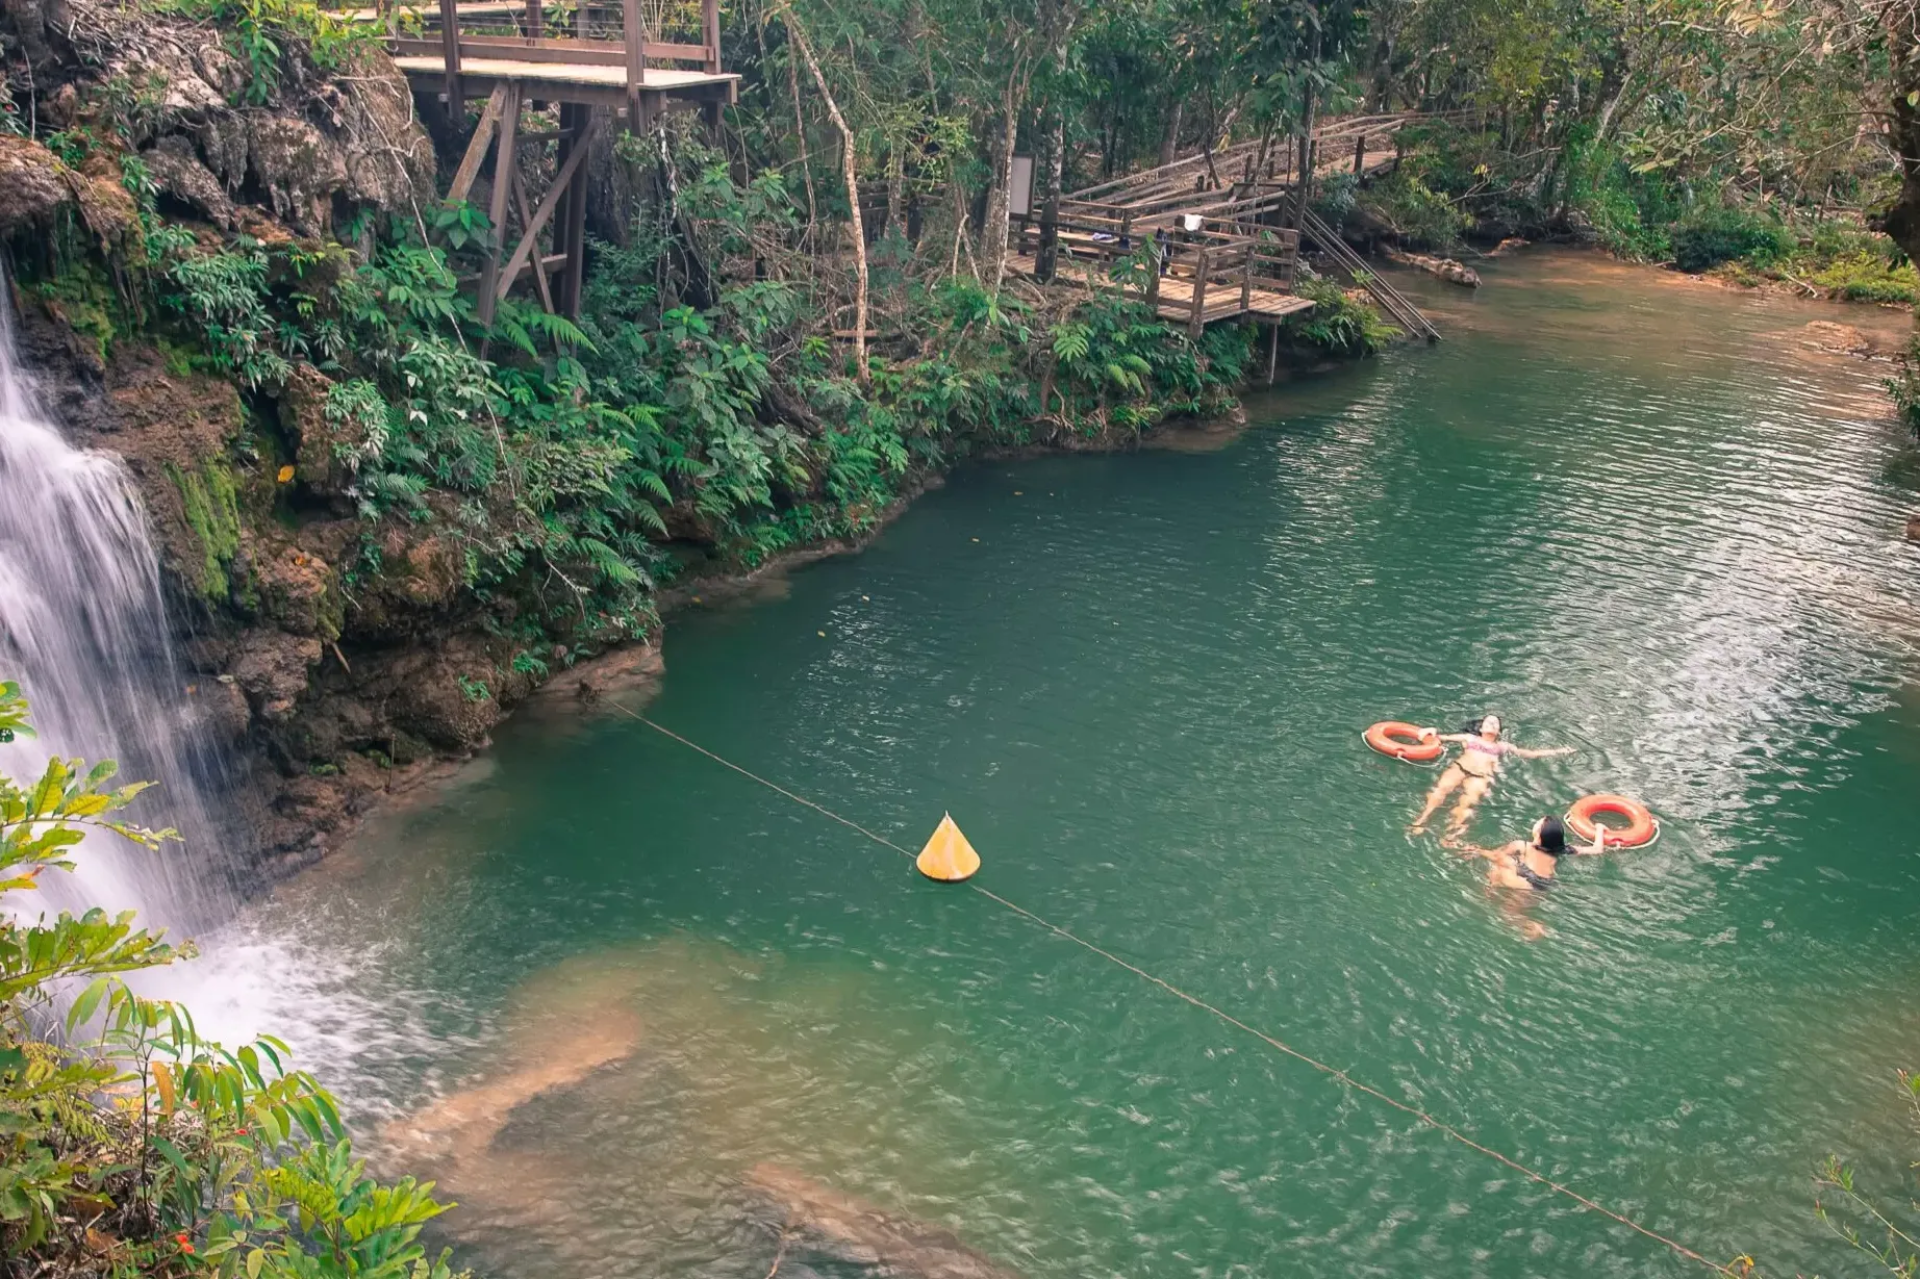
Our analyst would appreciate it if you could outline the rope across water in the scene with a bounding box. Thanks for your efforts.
[609,700,1743,1276]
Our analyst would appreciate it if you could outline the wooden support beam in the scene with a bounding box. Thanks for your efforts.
[701,0,720,72]
[477,82,521,324]
[558,104,591,316]
[523,0,541,36]
[510,170,556,313]
[446,82,508,204]
[496,115,602,301]
[438,0,462,113]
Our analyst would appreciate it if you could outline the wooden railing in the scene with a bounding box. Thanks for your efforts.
[1016,218,1301,334]
[374,0,720,103]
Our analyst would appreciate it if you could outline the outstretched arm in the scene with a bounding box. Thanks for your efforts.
[1457,840,1519,862]
[1511,745,1575,760]
[1573,825,1609,856]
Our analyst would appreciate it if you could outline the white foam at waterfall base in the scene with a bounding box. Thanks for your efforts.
[0,280,457,1118]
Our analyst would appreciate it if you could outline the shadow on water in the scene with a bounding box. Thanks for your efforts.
[168,247,1920,1279]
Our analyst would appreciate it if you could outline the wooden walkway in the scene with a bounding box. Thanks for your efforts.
[1006,112,1450,336]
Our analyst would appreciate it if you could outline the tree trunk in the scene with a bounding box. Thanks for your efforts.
[885,140,906,241]
[1034,106,1066,280]
[1292,75,1317,229]
[1878,45,1920,267]
[983,60,1027,292]
[789,17,868,384]
[1158,100,1184,166]
[1033,45,1071,280]
[783,16,818,245]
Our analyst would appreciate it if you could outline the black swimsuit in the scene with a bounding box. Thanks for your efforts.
[1510,849,1555,891]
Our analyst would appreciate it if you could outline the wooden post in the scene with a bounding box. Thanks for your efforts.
[559,106,591,317]
[1189,247,1209,337]
[476,83,520,325]
[1353,134,1366,175]
[1241,248,1253,310]
[702,0,721,73]
[524,0,542,37]
[1267,321,1279,384]
[1146,246,1161,312]
[623,0,646,128]
[550,103,573,307]
[437,0,462,120]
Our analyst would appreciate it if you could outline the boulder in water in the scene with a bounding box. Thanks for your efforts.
[744,1163,1025,1279]
[1799,321,1883,359]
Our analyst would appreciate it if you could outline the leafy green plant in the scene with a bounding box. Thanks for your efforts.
[0,680,465,1276]
[1288,280,1400,355]
[1815,1069,1920,1275]
[1670,206,1794,274]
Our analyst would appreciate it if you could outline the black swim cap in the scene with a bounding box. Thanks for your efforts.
[1537,816,1568,855]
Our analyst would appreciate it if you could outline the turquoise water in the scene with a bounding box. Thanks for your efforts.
[210,252,1920,1277]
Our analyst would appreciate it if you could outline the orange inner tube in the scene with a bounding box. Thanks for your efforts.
[1565,793,1658,848]
[1364,721,1443,763]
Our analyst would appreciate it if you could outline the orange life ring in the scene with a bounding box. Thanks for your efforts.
[1364,721,1443,763]
[1565,793,1658,848]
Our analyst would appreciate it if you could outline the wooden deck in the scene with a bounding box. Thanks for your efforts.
[391,54,736,108]
[1007,253,1313,324]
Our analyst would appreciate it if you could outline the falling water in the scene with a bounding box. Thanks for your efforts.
[0,277,234,931]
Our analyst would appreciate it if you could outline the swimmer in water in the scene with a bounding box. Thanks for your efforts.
[1459,815,1606,889]
[1407,714,1573,839]
[1457,816,1605,939]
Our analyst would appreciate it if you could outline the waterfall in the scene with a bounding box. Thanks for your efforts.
[0,277,235,932]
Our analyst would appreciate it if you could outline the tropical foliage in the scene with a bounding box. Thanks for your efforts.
[0,680,464,1276]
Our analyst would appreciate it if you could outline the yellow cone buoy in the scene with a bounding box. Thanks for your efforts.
[916,813,981,882]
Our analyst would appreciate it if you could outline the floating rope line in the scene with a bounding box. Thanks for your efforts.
[609,701,1741,1277]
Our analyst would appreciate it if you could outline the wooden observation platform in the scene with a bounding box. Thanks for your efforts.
[354,0,738,319]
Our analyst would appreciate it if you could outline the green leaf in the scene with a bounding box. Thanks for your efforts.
[65,976,112,1033]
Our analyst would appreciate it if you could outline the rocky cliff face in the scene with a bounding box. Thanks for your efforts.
[0,0,587,874]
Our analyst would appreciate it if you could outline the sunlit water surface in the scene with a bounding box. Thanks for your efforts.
[182,252,1920,1278]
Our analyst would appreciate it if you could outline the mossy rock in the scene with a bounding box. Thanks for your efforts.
[166,458,244,602]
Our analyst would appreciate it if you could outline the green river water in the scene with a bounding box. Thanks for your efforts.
[197,250,1920,1278]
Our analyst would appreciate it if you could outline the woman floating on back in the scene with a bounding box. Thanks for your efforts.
[1407,714,1573,840]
